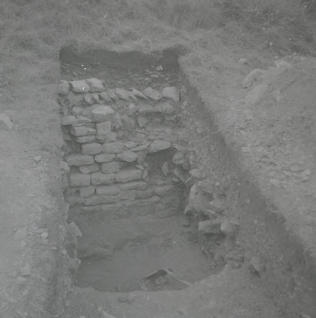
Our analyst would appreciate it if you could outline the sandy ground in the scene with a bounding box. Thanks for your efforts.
[0,1,316,317]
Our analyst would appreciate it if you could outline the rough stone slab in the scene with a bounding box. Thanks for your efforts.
[86,78,105,92]
[115,169,143,183]
[154,184,174,196]
[117,151,138,163]
[70,126,96,137]
[149,140,172,153]
[162,86,180,102]
[91,105,115,122]
[61,116,91,126]
[135,189,154,199]
[143,87,162,101]
[69,173,91,187]
[81,143,103,155]
[95,185,120,195]
[131,88,147,99]
[66,154,94,166]
[99,92,112,103]
[84,194,118,206]
[119,181,147,191]
[101,162,121,174]
[103,142,125,154]
[76,135,96,144]
[79,187,95,198]
[95,153,116,163]
[70,80,90,93]
[91,172,116,185]
[96,121,112,136]
[79,164,100,174]
[115,88,131,101]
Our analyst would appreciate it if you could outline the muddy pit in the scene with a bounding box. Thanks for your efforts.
[58,48,241,294]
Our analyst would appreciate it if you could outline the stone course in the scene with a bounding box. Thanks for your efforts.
[59,78,189,211]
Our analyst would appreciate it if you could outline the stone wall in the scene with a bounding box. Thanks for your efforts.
[58,78,194,214]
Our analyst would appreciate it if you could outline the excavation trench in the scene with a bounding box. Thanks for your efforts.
[59,48,236,293]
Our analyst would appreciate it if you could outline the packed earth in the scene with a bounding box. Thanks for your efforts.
[0,1,316,318]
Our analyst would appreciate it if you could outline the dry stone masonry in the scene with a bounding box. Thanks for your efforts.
[58,78,195,213]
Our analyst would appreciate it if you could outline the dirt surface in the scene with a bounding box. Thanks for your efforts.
[0,1,316,317]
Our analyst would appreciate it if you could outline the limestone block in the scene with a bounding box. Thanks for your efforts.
[91,172,116,185]
[70,173,91,187]
[149,140,172,153]
[80,187,95,198]
[76,135,96,144]
[130,88,147,99]
[162,86,179,102]
[101,162,121,174]
[79,164,100,174]
[70,80,90,93]
[70,126,96,137]
[96,185,120,195]
[86,78,105,92]
[143,87,162,101]
[117,151,138,163]
[135,189,154,199]
[115,169,143,183]
[103,142,125,154]
[95,153,116,163]
[81,142,103,155]
[61,116,91,126]
[91,105,115,122]
[66,154,94,166]
[84,194,118,206]
[119,181,147,191]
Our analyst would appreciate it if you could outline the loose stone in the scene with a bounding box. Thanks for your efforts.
[149,140,172,153]
[117,151,138,163]
[143,87,162,101]
[70,80,90,93]
[86,78,105,92]
[131,88,147,99]
[162,86,180,102]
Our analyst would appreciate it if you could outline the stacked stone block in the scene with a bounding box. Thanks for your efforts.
[58,77,194,212]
